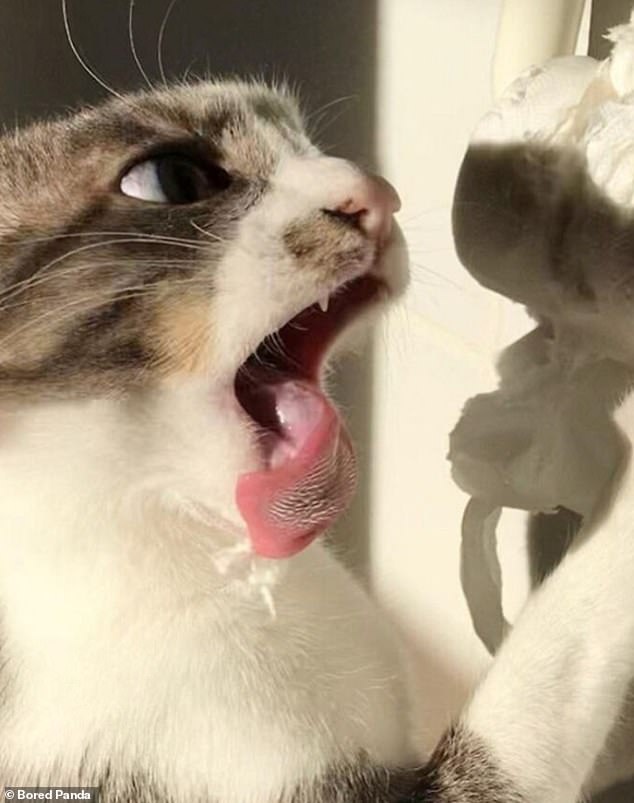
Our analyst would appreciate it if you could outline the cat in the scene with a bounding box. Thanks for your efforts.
[0,76,523,802]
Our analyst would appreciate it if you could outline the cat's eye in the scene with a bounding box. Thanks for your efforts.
[120,154,231,204]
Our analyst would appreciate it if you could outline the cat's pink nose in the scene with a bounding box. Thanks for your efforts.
[325,172,401,244]
[276,156,401,245]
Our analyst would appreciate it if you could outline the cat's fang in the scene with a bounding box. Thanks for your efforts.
[233,273,384,453]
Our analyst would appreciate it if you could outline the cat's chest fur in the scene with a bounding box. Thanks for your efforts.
[0,490,408,800]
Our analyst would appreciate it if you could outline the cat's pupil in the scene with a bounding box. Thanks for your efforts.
[155,155,230,204]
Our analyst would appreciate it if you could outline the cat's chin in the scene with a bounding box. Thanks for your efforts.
[232,272,386,558]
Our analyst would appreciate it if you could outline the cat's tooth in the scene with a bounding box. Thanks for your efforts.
[318,294,329,313]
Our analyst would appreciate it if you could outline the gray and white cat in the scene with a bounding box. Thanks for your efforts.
[0,79,520,802]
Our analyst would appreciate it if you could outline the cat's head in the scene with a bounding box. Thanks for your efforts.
[0,81,407,559]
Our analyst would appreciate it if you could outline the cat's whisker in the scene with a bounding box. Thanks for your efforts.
[189,220,225,243]
[180,60,199,86]
[0,239,210,306]
[0,257,201,319]
[396,205,451,226]
[0,255,202,313]
[0,238,204,310]
[13,230,206,248]
[61,0,126,102]
[0,275,210,351]
[304,95,355,133]
[410,260,463,291]
[128,0,154,91]
[157,0,180,86]
[309,103,355,147]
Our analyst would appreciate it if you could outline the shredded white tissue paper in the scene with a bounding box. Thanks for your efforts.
[450,20,634,652]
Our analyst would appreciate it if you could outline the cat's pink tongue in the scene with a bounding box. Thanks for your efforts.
[236,381,357,558]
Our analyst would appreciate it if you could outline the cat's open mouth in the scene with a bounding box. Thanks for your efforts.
[233,273,385,559]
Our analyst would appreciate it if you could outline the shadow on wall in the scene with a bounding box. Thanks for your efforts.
[0,0,378,570]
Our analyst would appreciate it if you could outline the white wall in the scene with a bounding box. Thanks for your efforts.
[370,0,590,747]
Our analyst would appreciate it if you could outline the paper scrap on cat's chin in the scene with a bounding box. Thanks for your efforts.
[212,539,287,619]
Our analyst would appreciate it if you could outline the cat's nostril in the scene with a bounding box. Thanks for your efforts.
[323,173,400,244]
[321,207,365,231]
